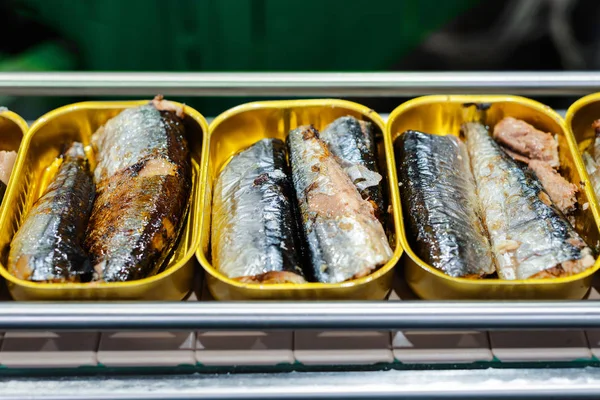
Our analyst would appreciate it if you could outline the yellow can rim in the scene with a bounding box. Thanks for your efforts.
[564,92,600,251]
[196,98,403,292]
[0,100,208,291]
[387,94,600,287]
[0,110,28,135]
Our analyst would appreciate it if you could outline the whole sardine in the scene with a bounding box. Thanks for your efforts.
[212,138,306,283]
[287,125,393,283]
[321,116,385,219]
[9,142,95,282]
[85,96,191,282]
[464,122,594,280]
[395,130,495,278]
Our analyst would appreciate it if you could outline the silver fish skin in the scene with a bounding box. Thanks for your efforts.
[8,142,95,282]
[287,125,393,284]
[212,138,307,284]
[92,102,187,183]
[321,116,385,220]
[464,122,595,280]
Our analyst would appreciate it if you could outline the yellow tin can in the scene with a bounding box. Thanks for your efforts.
[0,101,207,301]
[388,95,600,300]
[0,109,27,150]
[196,99,403,300]
[566,92,600,228]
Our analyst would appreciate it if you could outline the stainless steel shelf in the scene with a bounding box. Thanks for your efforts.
[0,301,599,331]
[2,367,600,399]
[0,71,600,96]
[0,72,598,399]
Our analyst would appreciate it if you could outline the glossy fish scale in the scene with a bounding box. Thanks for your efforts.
[321,116,385,219]
[395,130,495,278]
[93,105,170,182]
[287,125,393,284]
[212,138,306,283]
[464,122,593,280]
[86,103,191,282]
[8,142,95,282]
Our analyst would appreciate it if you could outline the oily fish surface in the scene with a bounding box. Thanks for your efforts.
[211,138,307,284]
[8,98,192,284]
[395,130,494,278]
[9,143,95,283]
[211,117,392,285]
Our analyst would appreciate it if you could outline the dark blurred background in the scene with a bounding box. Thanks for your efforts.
[1,0,599,118]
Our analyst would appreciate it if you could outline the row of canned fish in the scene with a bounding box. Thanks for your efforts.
[1,94,600,301]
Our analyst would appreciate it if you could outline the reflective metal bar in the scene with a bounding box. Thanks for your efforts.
[2,368,600,399]
[0,301,598,331]
[0,71,599,96]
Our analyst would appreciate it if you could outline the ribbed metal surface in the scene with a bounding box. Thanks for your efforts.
[2,368,600,399]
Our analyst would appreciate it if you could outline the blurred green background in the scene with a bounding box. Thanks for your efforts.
[0,0,479,117]
[2,0,599,117]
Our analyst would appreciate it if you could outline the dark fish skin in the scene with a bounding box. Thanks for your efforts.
[321,116,385,220]
[8,142,95,282]
[288,125,393,284]
[212,138,307,283]
[85,101,191,282]
[395,130,495,278]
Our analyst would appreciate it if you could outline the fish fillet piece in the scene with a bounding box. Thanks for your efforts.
[528,160,578,214]
[9,142,95,282]
[464,122,594,280]
[85,97,191,282]
[395,130,495,278]
[0,150,17,185]
[321,116,385,220]
[212,138,307,283]
[287,125,393,283]
[493,117,559,168]
[492,117,576,213]
[0,150,17,201]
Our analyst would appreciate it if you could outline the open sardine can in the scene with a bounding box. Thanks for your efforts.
[566,92,600,228]
[388,95,600,300]
[196,99,403,300]
[0,101,207,300]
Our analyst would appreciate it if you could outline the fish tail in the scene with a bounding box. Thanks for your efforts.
[64,142,86,160]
